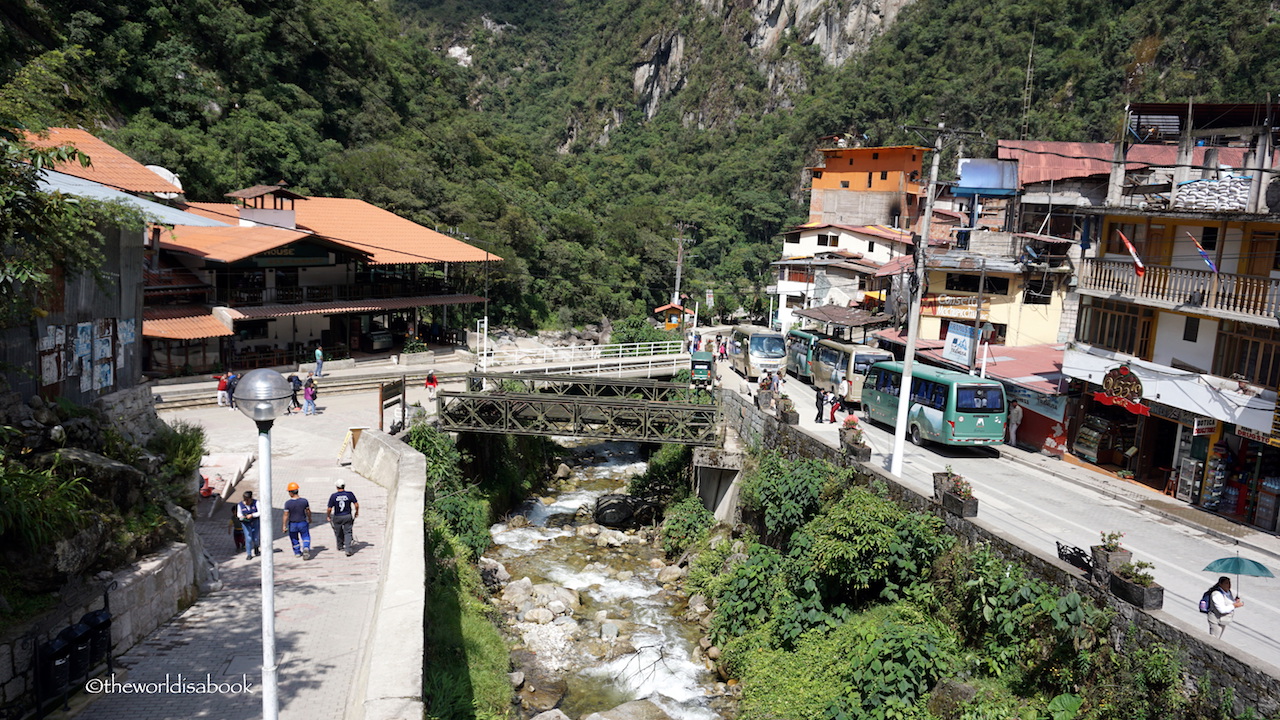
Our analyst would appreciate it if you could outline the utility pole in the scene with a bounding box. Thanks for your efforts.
[890,119,979,477]
[672,222,695,306]
[968,258,987,373]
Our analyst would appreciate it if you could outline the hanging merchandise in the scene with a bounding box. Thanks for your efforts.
[1202,440,1231,511]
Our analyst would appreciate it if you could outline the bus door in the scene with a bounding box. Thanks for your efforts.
[864,367,901,424]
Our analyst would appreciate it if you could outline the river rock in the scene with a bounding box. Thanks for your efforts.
[648,558,666,570]
[541,496,556,505]
[707,646,722,660]
[601,621,619,640]
[594,610,608,623]
[478,557,511,588]
[927,679,978,718]
[689,594,709,614]
[555,462,572,479]
[503,577,534,605]
[531,711,571,720]
[509,671,525,689]
[577,524,602,538]
[546,600,568,616]
[532,583,580,609]
[698,637,712,650]
[524,608,554,624]
[581,699,674,720]
[616,570,634,582]
[508,515,529,528]
[520,679,567,713]
[656,565,686,583]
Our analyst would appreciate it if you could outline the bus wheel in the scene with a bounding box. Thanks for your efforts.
[909,425,924,446]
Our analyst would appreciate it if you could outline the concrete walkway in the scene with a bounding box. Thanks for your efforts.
[67,392,390,720]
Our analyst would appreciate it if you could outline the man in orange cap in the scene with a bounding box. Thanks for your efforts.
[282,482,312,560]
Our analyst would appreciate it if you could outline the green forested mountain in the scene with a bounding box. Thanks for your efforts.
[4,0,1279,326]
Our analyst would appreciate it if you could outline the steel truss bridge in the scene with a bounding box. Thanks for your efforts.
[436,373,721,445]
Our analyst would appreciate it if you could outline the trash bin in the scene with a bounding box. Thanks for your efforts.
[80,610,112,668]
[59,623,92,681]
[37,637,70,701]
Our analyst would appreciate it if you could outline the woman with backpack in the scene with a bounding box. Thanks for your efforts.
[303,378,318,416]
[1204,576,1245,638]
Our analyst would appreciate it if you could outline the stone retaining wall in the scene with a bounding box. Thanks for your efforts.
[347,430,426,720]
[0,539,200,712]
[93,384,167,446]
[722,390,1280,716]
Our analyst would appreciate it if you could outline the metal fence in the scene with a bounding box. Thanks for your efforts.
[480,340,685,369]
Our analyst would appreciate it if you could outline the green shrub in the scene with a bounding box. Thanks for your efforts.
[686,534,742,601]
[434,490,491,561]
[611,315,677,344]
[740,453,844,547]
[712,544,785,643]
[0,460,91,551]
[661,495,713,557]
[628,443,692,503]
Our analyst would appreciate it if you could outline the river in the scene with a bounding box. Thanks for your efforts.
[486,440,734,719]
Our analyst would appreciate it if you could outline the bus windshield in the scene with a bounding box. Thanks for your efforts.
[956,385,1005,412]
[750,335,786,358]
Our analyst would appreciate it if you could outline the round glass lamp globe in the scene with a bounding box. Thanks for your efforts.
[232,369,293,422]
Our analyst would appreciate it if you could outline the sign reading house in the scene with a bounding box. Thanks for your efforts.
[1093,365,1149,416]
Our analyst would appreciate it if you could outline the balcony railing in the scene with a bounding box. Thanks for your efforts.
[1078,259,1280,320]
[212,280,450,307]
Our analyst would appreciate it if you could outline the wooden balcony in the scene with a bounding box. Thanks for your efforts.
[1078,259,1280,321]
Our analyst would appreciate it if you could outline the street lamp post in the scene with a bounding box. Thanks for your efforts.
[232,369,292,720]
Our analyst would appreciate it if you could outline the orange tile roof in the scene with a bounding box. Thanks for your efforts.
[178,202,239,224]
[22,128,184,195]
[294,197,499,265]
[142,309,235,340]
[160,225,368,264]
[226,294,487,319]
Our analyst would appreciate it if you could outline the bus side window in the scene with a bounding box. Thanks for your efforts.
[931,383,947,410]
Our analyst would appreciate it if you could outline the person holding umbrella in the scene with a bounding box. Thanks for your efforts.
[1204,576,1244,638]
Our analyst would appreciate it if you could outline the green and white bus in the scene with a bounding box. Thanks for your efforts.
[784,328,829,381]
[862,361,1007,446]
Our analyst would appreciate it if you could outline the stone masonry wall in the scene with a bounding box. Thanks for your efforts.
[722,390,1280,716]
[93,383,168,446]
[0,541,199,711]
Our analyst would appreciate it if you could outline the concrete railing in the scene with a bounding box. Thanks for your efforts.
[347,430,426,720]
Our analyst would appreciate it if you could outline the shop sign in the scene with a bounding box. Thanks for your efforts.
[1093,364,1149,416]
[942,323,974,364]
[1193,417,1215,436]
[1148,402,1213,431]
[1236,426,1280,448]
[922,294,990,319]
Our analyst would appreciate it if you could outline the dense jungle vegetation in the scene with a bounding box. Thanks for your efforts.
[4,0,1279,328]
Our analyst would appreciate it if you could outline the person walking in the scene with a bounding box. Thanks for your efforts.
[237,491,262,560]
[1007,399,1024,447]
[314,344,324,377]
[225,372,240,411]
[424,371,439,404]
[283,482,312,560]
[327,480,360,557]
[286,373,303,415]
[303,378,318,416]
[216,374,230,407]
[1206,576,1245,638]
[814,385,827,424]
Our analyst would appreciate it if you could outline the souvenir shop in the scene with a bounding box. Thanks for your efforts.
[1199,425,1280,533]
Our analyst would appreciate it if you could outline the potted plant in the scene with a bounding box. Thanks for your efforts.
[776,396,799,425]
[1109,560,1164,610]
[939,471,978,518]
[1090,531,1132,582]
[932,465,960,501]
[839,417,871,461]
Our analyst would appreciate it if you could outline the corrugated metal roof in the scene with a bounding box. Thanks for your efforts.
[160,225,368,264]
[997,140,1256,187]
[38,171,227,227]
[226,294,487,319]
[918,343,1067,395]
[23,128,185,195]
[142,310,235,340]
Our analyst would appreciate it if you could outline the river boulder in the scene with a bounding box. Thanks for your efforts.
[478,557,511,589]
[594,494,660,527]
[532,583,580,609]
[581,699,674,720]
[502,576,534,605]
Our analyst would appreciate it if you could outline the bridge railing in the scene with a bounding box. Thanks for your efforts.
[509,354,688,379]
[480,340,685,369]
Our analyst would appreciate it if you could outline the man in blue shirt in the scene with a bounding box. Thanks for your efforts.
[282,482,312,560]
[314,345,324,377]
[326,480,360,557]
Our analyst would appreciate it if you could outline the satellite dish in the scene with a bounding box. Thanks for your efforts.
[145,165,183,200]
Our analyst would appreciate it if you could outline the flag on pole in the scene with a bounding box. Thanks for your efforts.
[1117,230,1145,277]
[1187,231,1218,273]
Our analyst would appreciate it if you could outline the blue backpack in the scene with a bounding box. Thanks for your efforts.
[1198,589,1214,613]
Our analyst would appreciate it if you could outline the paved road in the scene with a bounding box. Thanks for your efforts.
[71,392,391,720]
[746,370,1280,670]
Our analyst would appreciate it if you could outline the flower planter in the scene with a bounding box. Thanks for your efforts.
[941,491,978,518]
[1109,574,1164,610]
[932,472,955,501]
[1090,546,1132,583]
[841,442,871,461]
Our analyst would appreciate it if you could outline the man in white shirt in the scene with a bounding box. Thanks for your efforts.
[1007,399,1024,447]
[1207,576,1245,638]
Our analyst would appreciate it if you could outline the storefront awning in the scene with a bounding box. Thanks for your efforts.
[225,294,488,320]
[793,306,891,328]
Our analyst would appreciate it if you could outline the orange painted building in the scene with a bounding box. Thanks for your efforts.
[807,145,928,228]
